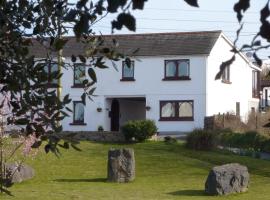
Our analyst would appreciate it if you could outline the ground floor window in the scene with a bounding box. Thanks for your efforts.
[159,100,194,121]
[72,101,85,124]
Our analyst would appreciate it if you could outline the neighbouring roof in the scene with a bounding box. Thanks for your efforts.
[30,30,222,57]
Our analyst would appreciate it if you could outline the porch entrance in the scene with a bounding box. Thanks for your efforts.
[108,97,146,131]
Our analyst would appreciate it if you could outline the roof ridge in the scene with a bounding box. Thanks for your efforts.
[61,30,222,39]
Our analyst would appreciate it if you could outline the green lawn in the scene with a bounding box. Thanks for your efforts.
[1,141,270,200]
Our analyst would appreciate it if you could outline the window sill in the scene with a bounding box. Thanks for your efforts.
[120,78,136,82]
[221,80,232,84]
[69,122,87,126]
[159,117,194,121]
[71,85,84,88]
[162,77,191,81]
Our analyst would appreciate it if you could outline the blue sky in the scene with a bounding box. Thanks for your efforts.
[75,0,269,59]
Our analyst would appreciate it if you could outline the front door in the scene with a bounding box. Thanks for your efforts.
[111,99,120,131]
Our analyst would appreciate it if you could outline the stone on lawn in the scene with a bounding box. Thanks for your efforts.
[205,163,249,195]
[107,148,135,183]
[5,163,35,184]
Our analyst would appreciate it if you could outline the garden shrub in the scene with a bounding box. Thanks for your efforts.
[121,120,157,142]
[186,129,218,150]
[219,131,270,153]
[164,136,177,144]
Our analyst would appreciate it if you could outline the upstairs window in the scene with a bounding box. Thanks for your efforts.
[164,59,190,80]
[73,65,86,87]
[121,60,135,81]
[222,66,231,83]
[42,63,59,87]
[71,101,86,125]
[252,70,260,98]
[160,100,194,121]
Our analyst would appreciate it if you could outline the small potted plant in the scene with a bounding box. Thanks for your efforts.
[98,125,104,132]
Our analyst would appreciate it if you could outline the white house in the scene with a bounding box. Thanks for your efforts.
[33,31,261,133]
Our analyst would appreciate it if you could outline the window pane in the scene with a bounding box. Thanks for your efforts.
[166,61,177,77]
[74,65,85,84]
[51,64,58,84]
[123,62,134,78]
[178,60,189,77]
[74,102,84,122]
[222,66,230,81]
[161,102,175,117]
[179,102,193,117]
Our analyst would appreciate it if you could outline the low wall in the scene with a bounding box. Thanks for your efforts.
[61,131,125,143]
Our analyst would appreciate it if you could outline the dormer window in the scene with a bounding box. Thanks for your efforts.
[222,66,231,84]
[42,63,59,88]
[163,59,190,80]
[121,60,135,81]
[252,70,260,98]
[73,64,86,88]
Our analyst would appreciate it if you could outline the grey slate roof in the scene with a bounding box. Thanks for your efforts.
[30,30,222,57]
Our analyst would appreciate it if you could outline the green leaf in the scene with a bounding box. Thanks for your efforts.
[15,118,29,125]
[88,87,96,95]
[253,53,262,66]
[54,38,68,51]
[63,94,71,104]
[132,0,147,10]
[22,21,32,29]
[77,0,88,9]
[45,144,51,154]
[71,143,82,151]
[64,9,77,21]
[71,55,76,62]
[58,142,69,149]
[32,141,42,148]
[107,0,120,13]
[74,13,89,37]
[79,55,86,63]
[234,0,250,22]
[81,93,86,105]
[183,0,199,7]
[125,57,131,68]
[65,106,73,112]
[116,13,136,31]
[88,68,97,82]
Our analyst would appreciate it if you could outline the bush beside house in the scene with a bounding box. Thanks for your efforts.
[186,129,218,150]
[121,120,157,142]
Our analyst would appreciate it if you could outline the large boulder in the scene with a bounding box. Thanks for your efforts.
[107,148,135,183]
[4,163,35,185]
[205,163,249,195]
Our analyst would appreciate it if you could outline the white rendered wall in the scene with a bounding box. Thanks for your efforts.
[206,35,260,122]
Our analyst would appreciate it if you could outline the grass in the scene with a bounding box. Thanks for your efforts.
[1,141,270,200]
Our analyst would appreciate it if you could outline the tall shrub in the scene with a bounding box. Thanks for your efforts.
[186,129,218,150]
[121,120,157,142]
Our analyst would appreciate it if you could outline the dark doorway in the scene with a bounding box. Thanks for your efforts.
[111,99,120,131]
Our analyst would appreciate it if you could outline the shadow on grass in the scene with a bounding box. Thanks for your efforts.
[54,178,107,183]
[167,189,207,197]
